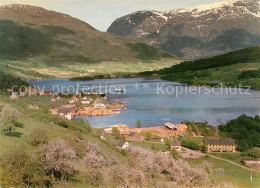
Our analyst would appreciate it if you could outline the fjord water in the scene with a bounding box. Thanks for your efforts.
[29,78,260,127]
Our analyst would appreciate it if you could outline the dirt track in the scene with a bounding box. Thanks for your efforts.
[130,125,187,138]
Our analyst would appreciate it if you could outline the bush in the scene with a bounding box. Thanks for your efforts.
[249,147,260,158]
[0,104,19,136]
[68,132,88,158]
[29,128,48,146]
[112,127,120,139]
[181,140,200,150]
[170,148,181,160]
[201,144,208,153]
[145,132,151,141]
[238,70,260,79]
[0,146,48,187]
[85,120,92,132]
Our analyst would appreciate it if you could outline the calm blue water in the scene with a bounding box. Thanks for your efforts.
[29,78,260,127]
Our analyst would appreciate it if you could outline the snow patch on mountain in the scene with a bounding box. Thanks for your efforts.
[151,11,168,21]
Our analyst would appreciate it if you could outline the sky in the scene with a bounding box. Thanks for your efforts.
[1,0,225,31]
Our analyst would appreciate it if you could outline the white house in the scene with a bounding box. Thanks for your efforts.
[94,103,106,109]
[81,96,92,104]
[117,140,129,150]
[69,96,78,104]
[65,113,72,120]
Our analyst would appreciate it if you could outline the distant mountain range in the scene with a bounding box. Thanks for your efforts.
[0,4,173,63]
[108,0,260,59]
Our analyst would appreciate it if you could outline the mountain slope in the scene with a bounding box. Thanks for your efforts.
[140,46,260,89]
[108,0,260,59]
[0,4,173,62]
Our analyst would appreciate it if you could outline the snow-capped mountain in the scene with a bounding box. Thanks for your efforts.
[107,0,260,59]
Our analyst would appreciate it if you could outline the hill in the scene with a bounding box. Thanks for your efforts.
[139,46,260,89]
[0,4,178,79]
[108,0,260,59]
[219,114,260,152]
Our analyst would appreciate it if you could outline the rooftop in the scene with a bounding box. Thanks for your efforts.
[170,141,181,146]
[165,122,177,129]
[62,104,76,109]
[117,140,127,147]
[204,139,236,146]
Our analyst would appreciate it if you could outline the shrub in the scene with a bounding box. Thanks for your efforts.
[68,132,88,158]
[181,140,200,150]
[29,128,48,146]
[112,127,120,139]
[238,70,260,79]
[201,144,208,153]
[145,132,151,141]
[170,148,181,160]
[0,104,19,136]
[85,120,92,132]
[0,146,48,187]
[32,139,76,180]
[136,120,142,128]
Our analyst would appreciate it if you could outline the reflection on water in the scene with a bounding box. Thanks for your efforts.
[29,78,260,127]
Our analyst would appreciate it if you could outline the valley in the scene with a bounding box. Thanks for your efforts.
[0,1,260,188]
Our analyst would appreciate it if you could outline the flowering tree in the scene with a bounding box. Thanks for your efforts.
[33,139,76,180]
[0,104,19,135]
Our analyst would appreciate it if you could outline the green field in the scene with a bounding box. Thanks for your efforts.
[210,152,244,165]
[191,155,260,188]
[0,57,180,79]
[139,46,260,89]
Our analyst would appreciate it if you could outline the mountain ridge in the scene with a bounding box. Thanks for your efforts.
[0,4,174,62]
[107,0,260,59]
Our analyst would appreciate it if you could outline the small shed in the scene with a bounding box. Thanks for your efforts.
[117,140,129,150]
[165,122,177,130]
[170,141,182,151]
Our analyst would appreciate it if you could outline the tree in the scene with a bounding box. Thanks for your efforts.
[201,144,208,153]
[136,120,142,128]
[29,128,48,146]
[32,139,76,180]
[85,120,92,132]
[219,115,260,151]
[145,132,151,141]
[170,148,181,160]
[112,127,120,139]
[0,104,19,136]
[237,140,249,152]
[0,147,48,187]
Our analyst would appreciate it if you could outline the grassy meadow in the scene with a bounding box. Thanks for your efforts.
[0,57,180,79]
[190,155,260,188]
[140,46,260,89]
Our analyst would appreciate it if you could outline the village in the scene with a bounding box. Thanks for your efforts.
[49,92,126,120]
[8,87,259,170]
[9,86,127,120]
[104,122,237,156]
